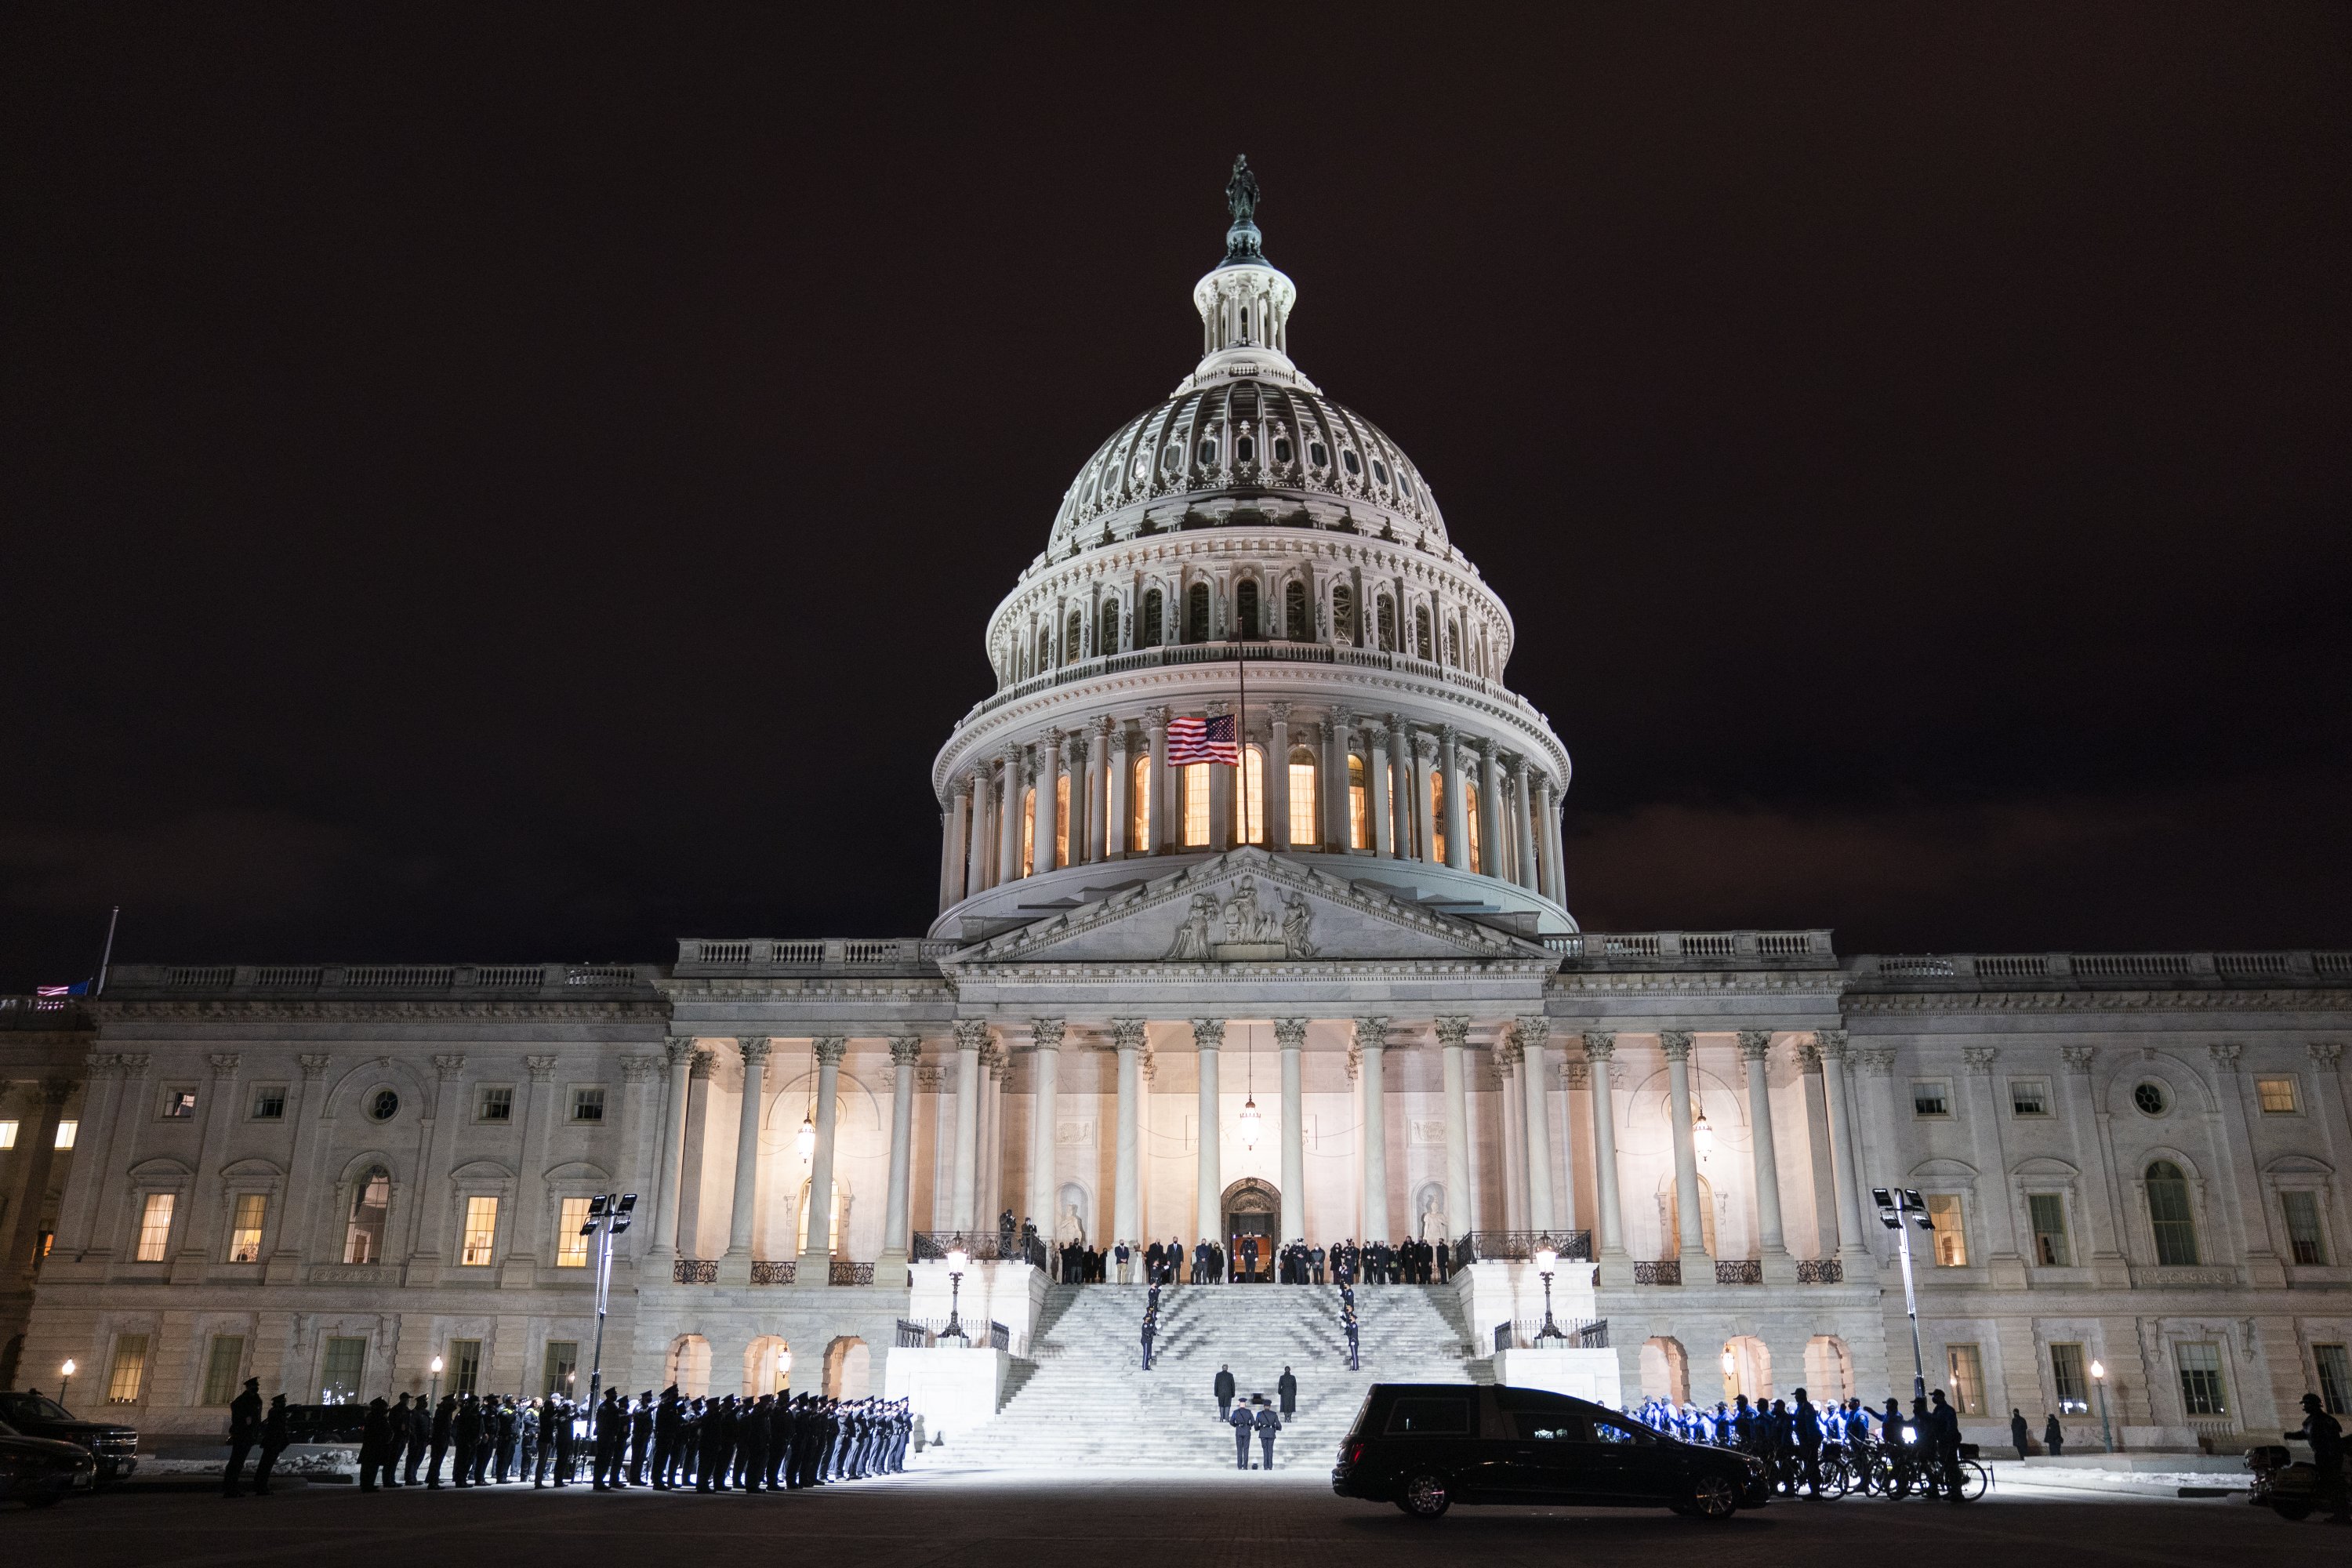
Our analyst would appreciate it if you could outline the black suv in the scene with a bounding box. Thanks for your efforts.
[1332,1383,1766,1519]
[0,1392,139,1483]
[0,1416,95,1507]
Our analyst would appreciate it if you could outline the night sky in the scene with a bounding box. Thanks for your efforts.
[5,5,2347,988]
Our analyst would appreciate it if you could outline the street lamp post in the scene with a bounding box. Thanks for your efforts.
[430,1356,443,1405]
[1872,1187,1939,1403]
[2091,1359,2114,1453]
[942,1247,971,1342]
[1532,1247,1565,1345]
[59,1359,74,1408]
[578,1192,637,1421]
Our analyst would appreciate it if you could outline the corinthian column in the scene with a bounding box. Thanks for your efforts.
[1439,727,1469,870]
[1518,1017,1555,1232]
[1364,720,1394,857]
[1033,731,1062,873]
[949,1020,985,1231]
[1584,1032,1627,1265]
[1511,758,1538,891]
[798,1038,845,1271]
[1739,1030,1795,1281]
[1436,1018,1472,1243]
[720,1037,770,1282]
[1276,1018,1307,1243]
[1356,1017,1390,1242]
[1112,1020,1145,1247]
[997,743,1023,884]
[1476,742,1504,880]
[967,768,994,892]
[1662,1031,1708,1265]
[1193,1018,1225,1243]
[1815,1029,1868,1261]
[879,1036,922,1269]
[1267,702,1293,849]
[1147,706,1174,854]
[1412,732,1439,863]
[1026,1019,1065,1243]
[651,1037,695,1256]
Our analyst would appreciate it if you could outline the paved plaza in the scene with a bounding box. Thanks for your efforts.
[20,1468,2284,1568]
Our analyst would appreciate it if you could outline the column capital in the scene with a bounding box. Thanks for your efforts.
[1110,1018,1148,1052]
[953,1018,992,1053]
[38,1077,75,1106]
[738,1037,772,1067]
[1514,1014,1551,1051]
[2206,1041,2244,1071]
[1267,700,1291,723]
[688,1050,715,1080]
[1332,705,1356,729]
[526,1054,561,1081]
[433,1054,467,1080]
[1962,1045,1999,1074]
[888,1036,924,1067]
[1032,1017,1066,1052]
[2060,1044,2096,1075]
[1352,1016,1389,1051]
[299,1053,332,1080]
[812,1036,848,1066]
[1091,713,1114,739]
[1434,1016,1471,1050]
[1493,1038,1522,1069]
[620,1055,662,1083]
[2310,1041,2344,1068]
[1145,705,1171,733]
[1658,1030,1693,1062]
[1413,731,1439,760]
[665,1036,696,1067]
[208,1052,242,1079]
[1190,1018,1225,1050]
[1273,1018,1308,1051]
[1813,1027,1850,1058]
[1795,1044,1823,1070]
[952,774,974,799]
[117,1052,151,1078]
[1581,1029,1617,1060]
[1736,1029,1773,1062]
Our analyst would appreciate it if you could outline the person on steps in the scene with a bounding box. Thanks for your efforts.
[1254,1398,1281,1471]
[1229,1401,1254,1469]
[1214,1364,1236,1418]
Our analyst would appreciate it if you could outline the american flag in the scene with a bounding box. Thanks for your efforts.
[1166,712,1238,766]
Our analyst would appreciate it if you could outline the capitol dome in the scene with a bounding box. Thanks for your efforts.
[931,158,1574,941]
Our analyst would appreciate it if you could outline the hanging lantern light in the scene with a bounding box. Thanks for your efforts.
[1692,1106,1715,1162]
[1236,1024,1263,1149]
[796,1112,816,1162]
[1238,1093,1263,1151]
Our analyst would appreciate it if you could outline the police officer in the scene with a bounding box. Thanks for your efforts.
[2285,1392,2347,1523]
[652,1386,684,1487]
[552,1395,579,1486]
[225,1377,263,1497]
[428,1392,456,1487]
[593,1387,626,1489]
[405,1393,431,1485]
[254,1393,292,1495]
[1793,1388,1823,1496]
[358,1397,393,1492]
[629,1390,654,1484]
[452,1392,481,1488]
[1229,1399,1254,1469]
[1254,1397,1281,1470]
[736,1393,771,1491]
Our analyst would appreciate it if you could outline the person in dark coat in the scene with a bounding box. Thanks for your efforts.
[552,1396,579,1486]
[1254,1399,1280,1469]
[592,1388,627,1489]
[452,1393,481,1488]
[428,1394,456,1486]
[254,1394,292,1495]
[518,1398,540,1483]
[630,1391,655,1485]
[2043,1412,2064,1458]
[2010,1408,2032,1461]
[225,1377,263,1496]
[532,1399,557,1486]
[696,1395,732,1491]
[495,1395,521,1483]
[1926,1390,1964,1501]
[1277,1366,1297,1417]
[404,1395,431,1484]
[358,1398,394,1492]
[1793,1388,1824,1496]
[382,1392,411,1486]
[652,1387,683,1488]
[766,1394,794,1489]
[1214,1364,1236,1417]
[1229,1402,1254,1469]
[2285,1392,2347,1523]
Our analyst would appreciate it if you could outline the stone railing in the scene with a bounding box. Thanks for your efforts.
[1850,949,2352,992]
[105,962,662,1000]
[1795,1258,1845,1284]
[750,1260,797,1285]
[673,938,956,978]
[1492,1317,1610,1351]
[673,1258,718,1284]
[1714,1258,1763,1286]
[1454,1231,1593,1265]
[1547,931,1837,967]
[1632,1260,1682,1287]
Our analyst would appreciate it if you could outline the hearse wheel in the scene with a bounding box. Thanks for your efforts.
[1396,1472,1452,1518]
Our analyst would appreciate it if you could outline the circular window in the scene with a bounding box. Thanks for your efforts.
[368,1088,401,1122]
[2132,1081,2169,1116]
[1308,440,1330,467]
[1341,448,1363,477]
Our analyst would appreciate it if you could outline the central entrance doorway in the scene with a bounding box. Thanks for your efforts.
[1222,1177,1278,1282]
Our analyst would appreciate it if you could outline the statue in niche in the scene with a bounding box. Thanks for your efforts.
[1058,1201,1087,1247]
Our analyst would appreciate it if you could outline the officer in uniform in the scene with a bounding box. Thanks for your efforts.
[1254,1398,1281,1470]
[736,1393,771,1490]
[452,1392,481,1488]
[552,1395,579,1486]
[652,1386,684,1487]
[630,1391,655,1485]
[254,1393,292,1495]
[225,1377,263,1496]
[405,1393,431,1485]
[1229,1400,1254,1469]
[427,1393,456,1486]
[383,1392,410,1486]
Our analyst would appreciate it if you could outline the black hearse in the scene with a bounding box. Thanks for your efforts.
[1332,1382,1767,1519]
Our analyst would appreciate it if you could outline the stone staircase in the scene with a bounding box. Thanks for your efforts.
[948,1283,1485,1469]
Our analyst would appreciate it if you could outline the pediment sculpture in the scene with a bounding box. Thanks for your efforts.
[1166,875,1315,961]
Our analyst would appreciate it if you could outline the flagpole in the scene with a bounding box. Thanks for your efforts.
[96,906,120,997]
[1238,641,1247,847]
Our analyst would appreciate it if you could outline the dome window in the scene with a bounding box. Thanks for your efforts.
[1341,448,1363,477]
[1197,436,1219,466]
[1308,440,1330,467]
[1399,468,1416,499]
[1272,437,1293,464]
[1131,452,1150,482]
[1236,435,1255,465]
[1163,446,1183,474]
[1372,459,1391,486]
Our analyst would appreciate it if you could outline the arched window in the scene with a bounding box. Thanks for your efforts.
[1236,579,1261,640]
[1415,605,1434,661]
[2146,1160,2198,1265]
[1141,589,1163,648]
[1131,754,1152,851]
[1446,619,1461,666]
[344,1167,390,1264]
[1036,627,1051,670]
[1239,745,1266,844]
[1283,580,1308,640]
[1346,753,1367,848]
[1465,782,1482,873]
[1332,584,1356,643]
[1377,595,1396,651]
[1054,772,1069,868]
[1065,612,1083,663]
[1099,599,1120,653]
[1181,762,1210,847]
[1429,770,1446,863]
[1186,582,1211,643]
[1021,787,1036,877]
[1288,746,1319,847]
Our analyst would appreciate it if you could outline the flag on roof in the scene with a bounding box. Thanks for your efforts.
[1166,713,1237,766]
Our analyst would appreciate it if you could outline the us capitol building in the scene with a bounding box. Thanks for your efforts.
[2,164,2347,1458]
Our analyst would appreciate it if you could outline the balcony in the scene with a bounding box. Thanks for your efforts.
[1632,1260,1682,1287]
[1454,1231,1593,1265]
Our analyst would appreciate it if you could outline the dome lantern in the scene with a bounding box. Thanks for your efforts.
[1192,155,1305,390]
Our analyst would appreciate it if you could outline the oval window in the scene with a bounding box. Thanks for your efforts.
[1309,440,1330,467]
[1341,448,1362,477]
[368,1089,401,1122]
[1372,459,1391,486]
[2132,1081,2169,1116]
[1197,437,1218,465]
[1236,435,1255,464]
[1272,437,1294,464]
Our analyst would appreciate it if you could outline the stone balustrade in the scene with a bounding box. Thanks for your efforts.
[1849,949,2352,991]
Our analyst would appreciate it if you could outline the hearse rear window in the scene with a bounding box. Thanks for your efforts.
[1385,1395,1473,1436]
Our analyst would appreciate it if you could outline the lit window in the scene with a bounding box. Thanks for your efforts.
[0,1120,16,1150]
[2176,1342,2227,1416]
[1021,786,1036,877]
[478,1086,514,1122]
[136,1192,176,1261]
[1131,452,1149,482]
[2315,1345,2351,1415]
[2009,1080,2049,1116]
[542,1340,580,1397]
[202,1334,246,1406]
[1428,771,1446,864]
[2146,1160,2198,1264]
[1240,746,1265,845]
[2283,1190,2328,1265]
[1465,782,1482,873]
[1926,1194,1967,1266]
[1055,771,1070,866]
[249,1086,286,1120]
[1346,754,1367,848]
[106,1333,150,1403]
[1289,751,1319,847]
[2049,1342,2089,1413]
[2256,1077,2299,1113]
[320,1337,368,1403]
[557,1196,593,1267]
[1131,754,1152,851]
[228,1193,267,1263]
[1182,763,1210,847]
[571,1087,605,1123]
[162,1088,198,1120]
[1912,1080,1951,1117]
[461,1196,499,1265]
[2027,1193,2070,1266]
[2132,1080,2169,1116]
[1945,1343,1985,1415]
[345,1167,390,1263]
